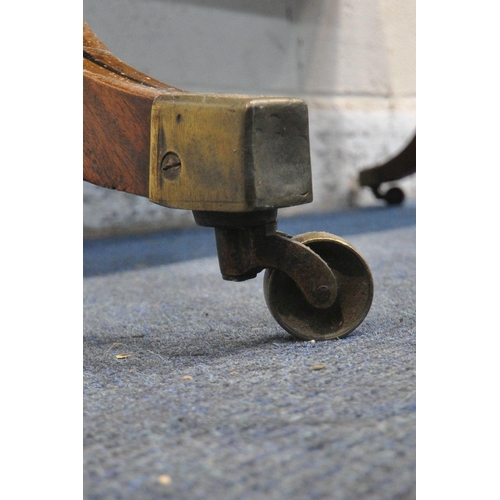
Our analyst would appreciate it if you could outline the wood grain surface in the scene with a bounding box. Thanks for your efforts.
[83,22,185,197]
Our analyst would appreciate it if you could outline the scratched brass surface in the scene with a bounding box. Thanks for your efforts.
[149,94,313,212]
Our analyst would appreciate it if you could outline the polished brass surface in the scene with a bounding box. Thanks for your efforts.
[149,93,312,212]
[263,232,374,341]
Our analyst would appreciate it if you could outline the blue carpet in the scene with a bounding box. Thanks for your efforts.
[83,203,416,499]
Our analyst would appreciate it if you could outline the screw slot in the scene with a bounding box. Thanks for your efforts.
[161,152,182,181]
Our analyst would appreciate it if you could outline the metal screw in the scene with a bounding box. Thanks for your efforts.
[313,285,331,304]
[161,152,182,181]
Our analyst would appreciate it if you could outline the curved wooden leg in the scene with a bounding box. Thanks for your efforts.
[83,22,182,197]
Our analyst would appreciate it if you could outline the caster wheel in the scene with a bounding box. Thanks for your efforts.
[263,232,374,341]
[384,187,405,205]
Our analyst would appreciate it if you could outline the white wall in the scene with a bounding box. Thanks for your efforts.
[84,0,415,237]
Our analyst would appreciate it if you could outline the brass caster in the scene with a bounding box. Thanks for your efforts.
[384,187,405,205]
[263,232,374,341]
[371,185,405,206]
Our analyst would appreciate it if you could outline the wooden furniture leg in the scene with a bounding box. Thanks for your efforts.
[359,134,416,205]
[83,22,374,341]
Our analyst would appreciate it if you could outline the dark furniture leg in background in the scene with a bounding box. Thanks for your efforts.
[359,134,416,205]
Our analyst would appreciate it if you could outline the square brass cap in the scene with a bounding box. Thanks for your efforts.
[149,93,313,212]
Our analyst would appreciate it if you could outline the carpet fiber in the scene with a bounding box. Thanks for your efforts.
[83,204,416,499]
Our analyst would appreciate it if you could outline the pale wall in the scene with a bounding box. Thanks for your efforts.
[83,0,416,237]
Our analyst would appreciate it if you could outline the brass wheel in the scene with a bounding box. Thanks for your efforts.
[263,232,374,341]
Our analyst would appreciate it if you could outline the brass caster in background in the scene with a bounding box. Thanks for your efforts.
[371,185,406,206]
[359,134,416,207]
